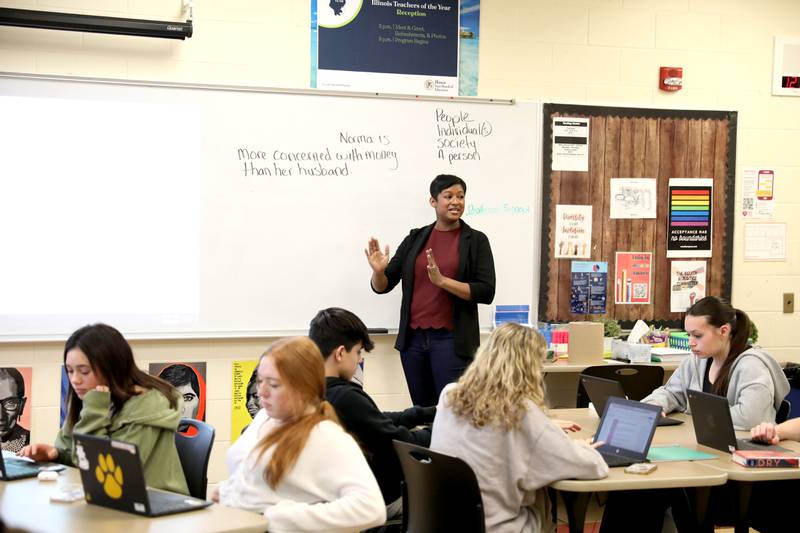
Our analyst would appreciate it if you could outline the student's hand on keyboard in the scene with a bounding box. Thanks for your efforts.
[750,422,780,445]
[18,443,58,462]
[552,419,582,432]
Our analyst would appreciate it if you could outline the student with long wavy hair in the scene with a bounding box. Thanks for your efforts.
[643,296,788,429]
[431,323,608,532]
[19,323,188,494]
[216,336,385,532]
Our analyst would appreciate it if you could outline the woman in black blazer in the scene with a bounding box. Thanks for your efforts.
[365,174,495,406]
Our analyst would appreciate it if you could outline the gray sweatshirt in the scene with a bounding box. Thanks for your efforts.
[431,384,608,533]
[642,346,789,430]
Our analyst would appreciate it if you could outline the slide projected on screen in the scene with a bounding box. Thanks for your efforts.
[0,95,200,336]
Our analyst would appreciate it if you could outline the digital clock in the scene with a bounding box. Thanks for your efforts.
[781,76,800,88]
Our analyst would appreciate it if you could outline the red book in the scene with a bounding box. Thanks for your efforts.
[731,450,800,468]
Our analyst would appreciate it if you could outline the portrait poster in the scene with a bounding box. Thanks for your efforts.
[555,205,592,258]
[231,360,259,441]
[311,0,473,96]
[670,261,707,312]
[570,261,608,315]
[609,178,657,219]
[614,252,652,305]
[666,178,713,258]
[0,366,31,453]
[149,363,207,424]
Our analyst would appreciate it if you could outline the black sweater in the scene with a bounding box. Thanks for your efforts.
[325,377,434,504]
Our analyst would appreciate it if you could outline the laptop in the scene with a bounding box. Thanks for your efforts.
[73,433,212,517]
[0,450,47,481]
[687,389,790,453]
[592,396,662,467]
[580,374,684,426]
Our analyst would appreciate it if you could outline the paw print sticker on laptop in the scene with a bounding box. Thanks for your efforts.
[95,453,124,499]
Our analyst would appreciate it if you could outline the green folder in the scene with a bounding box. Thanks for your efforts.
[647,445,717,462]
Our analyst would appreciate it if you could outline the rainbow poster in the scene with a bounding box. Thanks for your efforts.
[666,178,713,258]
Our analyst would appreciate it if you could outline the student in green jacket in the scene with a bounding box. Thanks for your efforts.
[19,323,189,495]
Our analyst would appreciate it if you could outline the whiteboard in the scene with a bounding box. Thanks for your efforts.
[0,74,541,340]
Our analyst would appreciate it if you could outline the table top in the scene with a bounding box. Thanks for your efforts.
[0,467,268,533]
[549,408,726,492]
[543,359,680,373]
[549,408,800,491]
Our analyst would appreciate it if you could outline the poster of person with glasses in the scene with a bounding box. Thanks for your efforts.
[0,367,31,453]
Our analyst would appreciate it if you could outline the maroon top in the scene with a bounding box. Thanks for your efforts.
[409,227,461,330]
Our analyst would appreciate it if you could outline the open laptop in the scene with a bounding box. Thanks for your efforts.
[73,433,212,517]
[687,389,790,453]
[0,450,45,481]
[580,374,684,426]
[592,396,662,467]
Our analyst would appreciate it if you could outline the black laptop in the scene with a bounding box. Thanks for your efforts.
[580,374,683,426]
[73,433,212,517]
[592,396,662,467]
[0,451,45,481]
[687,389,790,453]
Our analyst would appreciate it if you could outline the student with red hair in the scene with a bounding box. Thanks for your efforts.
[216,337,385,532]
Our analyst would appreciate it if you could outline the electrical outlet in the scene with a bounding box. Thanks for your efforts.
[783,293,794,313]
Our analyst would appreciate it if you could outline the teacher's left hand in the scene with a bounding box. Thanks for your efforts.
[426,249,445,287]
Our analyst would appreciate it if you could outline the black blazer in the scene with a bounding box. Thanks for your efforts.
[373,220,495,359]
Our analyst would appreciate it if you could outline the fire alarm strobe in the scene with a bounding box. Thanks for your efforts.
[659,67,683,92]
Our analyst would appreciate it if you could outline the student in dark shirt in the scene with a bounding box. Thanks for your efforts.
[309,307,435,518]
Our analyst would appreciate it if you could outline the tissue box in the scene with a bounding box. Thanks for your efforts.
[611,339,652,363]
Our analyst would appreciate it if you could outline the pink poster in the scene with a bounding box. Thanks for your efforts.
[614,252,652,304]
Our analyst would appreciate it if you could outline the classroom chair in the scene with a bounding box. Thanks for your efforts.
[576,365,665,408]
[392,440,485,533]
[175,418,215,499]
[776,398,791,424]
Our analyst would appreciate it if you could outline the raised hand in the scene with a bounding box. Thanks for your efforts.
[426,248,444,287]
[364,237,390,274]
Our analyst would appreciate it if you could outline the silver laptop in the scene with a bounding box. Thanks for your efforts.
[592,396,662,467]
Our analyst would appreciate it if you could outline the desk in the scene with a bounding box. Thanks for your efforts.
[0,467,268,533]
[543,360,678,407]
[549,408,727,533]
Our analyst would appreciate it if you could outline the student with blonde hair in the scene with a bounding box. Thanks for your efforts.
[431,323,608,532]
[216,336,385,532]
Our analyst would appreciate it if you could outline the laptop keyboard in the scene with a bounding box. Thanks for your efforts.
[147,489,204,515]
[599,452,638,467]
[3,462,39,479]
[736,438,791,452]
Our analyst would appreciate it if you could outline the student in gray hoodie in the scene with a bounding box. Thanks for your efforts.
[642,296,788,430]
[602,297,790,532]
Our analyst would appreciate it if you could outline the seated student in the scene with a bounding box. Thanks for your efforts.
[216,336,385,532]
[309,307,435,518]
[431,323,608,532]
[643,296,789,429]
[19,323,188,495]
[745,419,800,533]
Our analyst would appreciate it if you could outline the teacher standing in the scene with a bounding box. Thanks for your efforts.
[365,174,495,406]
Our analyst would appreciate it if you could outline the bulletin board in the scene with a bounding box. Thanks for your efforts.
[539,103,737,328]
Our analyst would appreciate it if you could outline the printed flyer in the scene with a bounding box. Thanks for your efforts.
[670,261,706,312]
[614,252,652,305]
[231,360,260,441]
[570,261,608,315]
[555,205,592,258]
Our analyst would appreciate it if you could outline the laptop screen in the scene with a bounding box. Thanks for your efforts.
[595,399,659,455]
